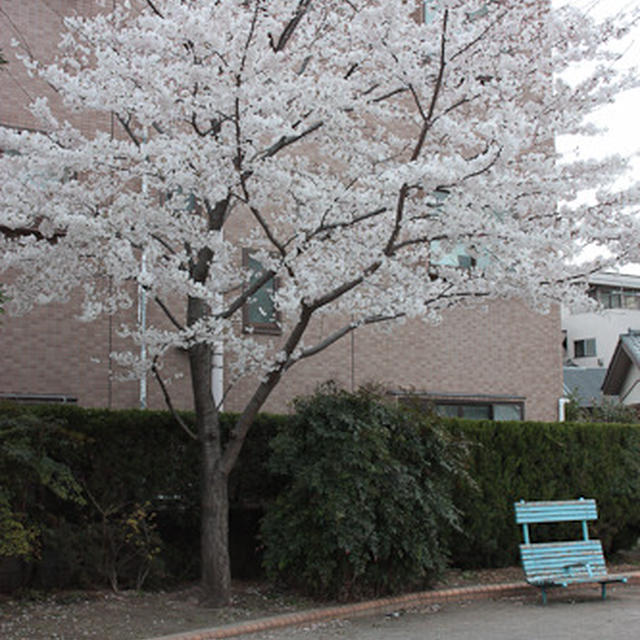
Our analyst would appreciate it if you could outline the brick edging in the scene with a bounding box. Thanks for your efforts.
[147,571,640,640]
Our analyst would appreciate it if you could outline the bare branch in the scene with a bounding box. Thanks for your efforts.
[372,86,409,104]
[308,207,388,240]
[408,84,428,122]
[285,312,405,368]
[411,9,448,162]
[153,296,185,332]
[115,114,141,148]
[257,120,324,161]
[150,233,177,256]
[240,2,261,76]
[310,260,382,311]
[151,356,197,440]
[450,10,507,62]
[271,0,313,53]
[385,184,409,256]
[218,267,276,321]
[144,0,164,19]
[222,304,314,473]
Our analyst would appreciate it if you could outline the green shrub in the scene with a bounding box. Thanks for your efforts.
[0,403,280,590]
[564,392,638,423]
[0,413,85,560]
[448,419,640,568]
[260,384,470,600]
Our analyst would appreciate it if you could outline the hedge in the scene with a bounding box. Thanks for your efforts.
[448,419,640,568]
[2,401,640,593]
[0,403,283,590]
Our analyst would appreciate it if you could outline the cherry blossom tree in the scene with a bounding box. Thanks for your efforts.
[1,0,639,604]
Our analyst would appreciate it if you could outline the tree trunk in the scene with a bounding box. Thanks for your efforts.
[188,297,231,606]
[200,448,231,606]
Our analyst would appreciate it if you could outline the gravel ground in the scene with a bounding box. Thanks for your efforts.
[0,561,637,640]
[0,581,318,640]
[230,585,640,640]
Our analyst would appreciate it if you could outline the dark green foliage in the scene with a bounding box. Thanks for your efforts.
[0,413,85,560]
[3,400,640,595]
[565,392,638,423]
[0,404,279,591]
[260,385,470,600]
[449,419,640,568]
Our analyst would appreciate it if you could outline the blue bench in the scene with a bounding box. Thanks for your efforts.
[514,498,628,604]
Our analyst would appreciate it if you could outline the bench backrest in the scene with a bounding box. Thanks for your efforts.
[514,498,597,544]
[520,540,607,583]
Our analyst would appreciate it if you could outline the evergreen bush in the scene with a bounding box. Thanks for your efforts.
[448,419,640,568]
[2,400,640,594]
[260,384,470,600]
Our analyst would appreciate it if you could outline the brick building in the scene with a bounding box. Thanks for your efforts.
[0,0,564,421]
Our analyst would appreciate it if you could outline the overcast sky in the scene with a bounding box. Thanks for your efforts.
[554,0,640,171]
[554,0,640,273]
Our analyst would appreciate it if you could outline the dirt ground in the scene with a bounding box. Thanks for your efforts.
[0,562,636,640]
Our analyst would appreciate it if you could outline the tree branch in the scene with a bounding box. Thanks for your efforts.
[153,296,185,332]
[256,120,324,161]
[221,304,313,473]
[271,0,313,52]
[144,0,164,19]
[411,9,448,162]
[151,356,197,440]
[284,312,405,369]
[450,10,506,62]
[385,184,409,256]
[115,114,141,148]
[372,86,409,104]
[307,207,388,241]
[309,260,382,312]
[218,267,276,321]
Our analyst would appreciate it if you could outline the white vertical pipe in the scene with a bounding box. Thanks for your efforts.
[211,243,224,410]
[138,131,149,409]
[138,250,148,409]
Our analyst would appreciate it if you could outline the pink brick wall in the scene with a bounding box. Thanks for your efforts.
[225,302,563,422]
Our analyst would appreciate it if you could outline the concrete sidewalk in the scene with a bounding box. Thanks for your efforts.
[231,585,640,640]
[149,572,640,640]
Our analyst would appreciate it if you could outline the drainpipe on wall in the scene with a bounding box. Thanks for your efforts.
[138,148,149,410]
[212,340,224,410]
[211,258,224,410]
[558,397,569,422]
[138,249,148,409]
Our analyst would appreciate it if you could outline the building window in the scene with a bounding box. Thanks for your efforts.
[590,285,640,310]
[434,402,522,421]
[574,338,596,358]
[242,249,280,335]
[396,393,524,421]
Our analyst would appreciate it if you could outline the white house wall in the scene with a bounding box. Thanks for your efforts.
[620,361,640,405]
[562,307,640,368]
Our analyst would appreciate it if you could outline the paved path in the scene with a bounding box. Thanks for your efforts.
[230,585,640,640]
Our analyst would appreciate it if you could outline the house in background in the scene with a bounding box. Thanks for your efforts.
[0,0,565,422]
[601,330,640,408]
[562,272,640,409]
[562,272,640,368]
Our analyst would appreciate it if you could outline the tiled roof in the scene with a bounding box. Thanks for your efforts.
[621,331,640,366]
[563,367,607,407]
